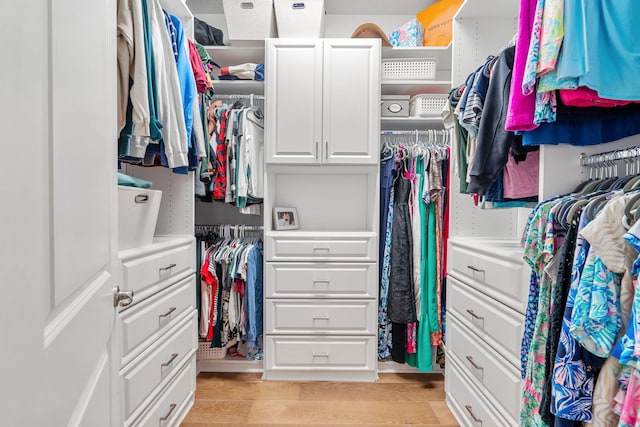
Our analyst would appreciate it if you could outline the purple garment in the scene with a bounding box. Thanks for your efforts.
[506,0,538,131]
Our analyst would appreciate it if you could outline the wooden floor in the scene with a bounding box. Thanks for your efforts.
[181,372,459,426]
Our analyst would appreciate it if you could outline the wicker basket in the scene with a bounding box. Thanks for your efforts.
[409,94,449,117]
[382,58,437,80]
[197,339,239,360]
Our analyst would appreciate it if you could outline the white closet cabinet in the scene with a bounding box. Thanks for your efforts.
[263,38,380,382]
[444,1,524,426]
[265,39,380,165]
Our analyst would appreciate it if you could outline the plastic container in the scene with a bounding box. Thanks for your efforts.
[409,94,449,117]
[274,0,325,38]
[117,186,162,250]
[222,0,277,46]
[382,58,437,80]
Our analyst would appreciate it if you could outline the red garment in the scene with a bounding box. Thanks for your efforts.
[188,40,211,94]
[213,109,229,200]
[407,323,417,354]
[560,86,634,108]
[207,277,218,341]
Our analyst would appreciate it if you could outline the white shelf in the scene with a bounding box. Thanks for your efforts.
[454,0,519,20]
[205,45,265,66]
[382,44,452,66]
[325,0,436,15]
[381,116,443,131]
[211,80,264,95]
[381,80,452,96]
[265,230,377,238]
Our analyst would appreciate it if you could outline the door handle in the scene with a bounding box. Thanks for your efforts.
[315,141,319,159]
[325,141,328,161]
[161,353,179,368]
[466,309,484,320]
[465,405,482,424]
[466,355,483,371]
[159,306,177,319]
[113,286,134,308]
[159,403,177,422]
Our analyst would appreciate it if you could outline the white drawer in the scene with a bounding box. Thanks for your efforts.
[120,239,195,303]
[265,336,376,371]
[265,263,377,298]
[122,311,197,419]
[266,235,376,261]
[447,316,521,425]
[445,355,512,427]
[129,356,196,427]
[266,299,377,335]
[447,275,523,368]
[448,240,528,313]
[119,276,196,366]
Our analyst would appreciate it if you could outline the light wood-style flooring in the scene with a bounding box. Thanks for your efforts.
[181,372,459,426]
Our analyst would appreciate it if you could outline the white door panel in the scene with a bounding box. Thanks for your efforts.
[3,0,118,425]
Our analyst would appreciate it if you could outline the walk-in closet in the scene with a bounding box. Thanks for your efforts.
[7,0,640,426]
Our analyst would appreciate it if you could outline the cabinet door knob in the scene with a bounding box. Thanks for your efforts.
[113,286,134,308]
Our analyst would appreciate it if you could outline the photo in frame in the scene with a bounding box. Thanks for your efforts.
[273,207,299,230]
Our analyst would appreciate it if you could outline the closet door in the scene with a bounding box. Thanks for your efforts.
[265,39,323,164]
[322,39,380,165]
[4,0,119,425]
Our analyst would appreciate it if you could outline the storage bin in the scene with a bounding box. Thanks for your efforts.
[274,0,325,38]
[382,58,437,80]
[409,93,449,117]
[117,186,162,250]
[222,0,277,46]
[381,95,410,117]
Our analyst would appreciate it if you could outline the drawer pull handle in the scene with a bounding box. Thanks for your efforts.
[161,353,179,368]
[134,194,149,203]
[313,280,330,285]
[313,247,330,253]
[466,355,483,371]
[159,403,177,422]
[159,263,177,272]
[466,309,484,320]
[465,405,482,424]
[313,315,330,320]
[467,265,485,273]
[312,352,330,357]
[159,306,177,318]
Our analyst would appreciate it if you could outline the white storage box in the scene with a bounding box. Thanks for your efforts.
[274,0,325,38]
[409,93,449,117]
[117,186,162,250]
[381,95,410,117]
[382,58,437,80]
[223,0,277,46]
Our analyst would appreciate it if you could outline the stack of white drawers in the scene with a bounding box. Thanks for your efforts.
[445,238,529,426]
[117,237,197,426]
[264,233,378,381]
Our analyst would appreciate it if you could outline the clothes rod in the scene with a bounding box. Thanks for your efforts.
[580,147,640,167]
[380,130,448,135]
[213,94,264,100]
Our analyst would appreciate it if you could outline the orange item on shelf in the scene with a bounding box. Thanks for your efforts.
[416,0,464,46]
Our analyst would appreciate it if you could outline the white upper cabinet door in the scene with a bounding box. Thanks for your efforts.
[266,39,323,164]
[323,39,380,164]
[3,0,119,426]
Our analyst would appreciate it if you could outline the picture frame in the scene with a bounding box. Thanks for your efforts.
[273,207,299,230]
